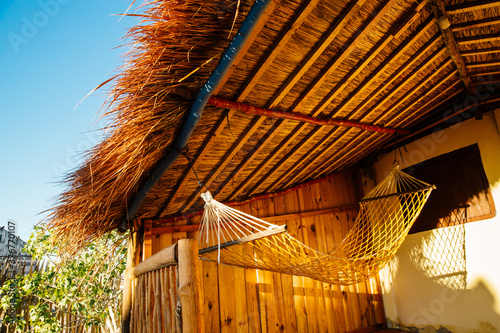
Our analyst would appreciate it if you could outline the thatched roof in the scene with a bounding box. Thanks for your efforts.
[47,0,500,249]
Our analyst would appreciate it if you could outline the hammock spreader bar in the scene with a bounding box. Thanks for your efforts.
[198,225,286,254]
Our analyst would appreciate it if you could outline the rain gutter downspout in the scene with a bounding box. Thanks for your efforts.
[119,0,273,232]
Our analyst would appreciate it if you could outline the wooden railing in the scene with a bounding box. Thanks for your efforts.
[123,239,203,333]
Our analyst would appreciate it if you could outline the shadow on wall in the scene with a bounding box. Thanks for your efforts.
[385,224,500,333]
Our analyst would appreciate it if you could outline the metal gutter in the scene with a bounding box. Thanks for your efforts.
[119,0,273,231]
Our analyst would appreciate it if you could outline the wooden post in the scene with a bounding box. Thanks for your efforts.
[177,239,204,333]
[121,231,138,333]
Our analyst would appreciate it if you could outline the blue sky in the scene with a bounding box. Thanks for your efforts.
[0,0,139,241]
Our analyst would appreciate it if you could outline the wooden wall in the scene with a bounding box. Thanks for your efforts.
[144,168,386,332]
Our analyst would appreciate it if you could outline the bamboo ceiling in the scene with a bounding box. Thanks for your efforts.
[48,0,500,248]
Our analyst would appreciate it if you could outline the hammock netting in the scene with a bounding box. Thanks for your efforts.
[197,166,435,285]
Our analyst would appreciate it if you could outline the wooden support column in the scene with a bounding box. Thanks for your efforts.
[177,239,204,333]
[121,230,139,333]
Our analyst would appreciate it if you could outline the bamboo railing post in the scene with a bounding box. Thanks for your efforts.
[121,230,138,333]
[177,239,204,333]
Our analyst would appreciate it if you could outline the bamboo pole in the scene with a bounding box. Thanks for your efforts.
[121,231,138,333]
[177,239,204,333]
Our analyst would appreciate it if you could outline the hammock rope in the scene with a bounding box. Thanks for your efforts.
[197,166,435,285]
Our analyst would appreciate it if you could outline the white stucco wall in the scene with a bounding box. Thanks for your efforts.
[366,111,500,332]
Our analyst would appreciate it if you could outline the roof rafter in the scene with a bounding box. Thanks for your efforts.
[467,60,500,68]
[457,34,500,45]
[446,0,500,15]
[452,16,500,31]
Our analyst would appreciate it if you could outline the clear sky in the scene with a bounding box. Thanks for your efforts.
[0,1,139,241]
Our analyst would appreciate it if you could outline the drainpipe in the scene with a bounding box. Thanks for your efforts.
[119,0,273,232]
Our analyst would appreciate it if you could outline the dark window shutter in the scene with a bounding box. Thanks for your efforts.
[403,144,496,234]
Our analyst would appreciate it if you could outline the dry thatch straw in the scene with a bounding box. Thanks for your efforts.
[45,0,249,253]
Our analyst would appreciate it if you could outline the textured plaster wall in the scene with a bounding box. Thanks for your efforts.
[365,111,500,333]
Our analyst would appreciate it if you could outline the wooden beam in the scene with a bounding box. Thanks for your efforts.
[431,0,472,90]
[475,69,500,76]
[457,35,500,46]
[152,224,201,235]
[446,0,500,15]
[451,16,500,31]
[129,243,178,278]
[467,60,500,68]
[208,95,408,134]
[461,47,500,57]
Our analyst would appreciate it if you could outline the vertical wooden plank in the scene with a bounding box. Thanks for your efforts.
[151,234,163,256]
[239,201,262,333]
[272,194,298,332]
[371,274,387,326]
[155,270,162,333]
[169,267,178,333]
[144,220,153,260]
[322,174,348,333]
[160,268,170,333]
[146,272,151,333]
[244,267,262,333]
[218,264,238,332]
[203,261,221,332]
[238,203,262,332]
[284,190,309,332]
[312,181,337,333]
[234,266,250,331]
[356,280,371,327]
[296,186,320,333]
[251,199,280,332]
